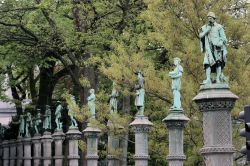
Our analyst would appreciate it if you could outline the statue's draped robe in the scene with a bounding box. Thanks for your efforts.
[88,93,96,117]
[135,88,145,107]
[200,22,227,72]
[109,89,118,113]
[171,65,183,91]
[43,109,51,129]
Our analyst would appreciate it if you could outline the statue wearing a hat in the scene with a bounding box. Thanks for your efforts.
[55,101,63,130]
[169,57,183,110]
[134,70,145,116]
[199,12,227,84]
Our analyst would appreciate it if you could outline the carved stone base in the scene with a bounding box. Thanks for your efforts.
[9,140,16,166]
[193,84,238,166]
[32,134,41,166]
[130,116,153,166]
[16,139,23,166]
[23,137,32,166]
[83,124,101,166]
[163,110,189,166]
[2,140,9,166]
[53,130,65,166]
[41,132,52,166]
[66,128,81,166]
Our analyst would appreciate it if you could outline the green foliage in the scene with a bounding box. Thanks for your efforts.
[0,0,250,165]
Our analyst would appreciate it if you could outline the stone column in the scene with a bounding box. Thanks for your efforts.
[129,116,153,166]
[32,134,42,166]
[2,140,9,166]
[52,130,65,166]
[9,139,17,166]
[83,124,101,166]
[163,109,189,166]
[16,138,23,166]
[107,120,121,166]
[66,128,81,166]
[23,137,32,166]
[0,140,3,166]
[193,84,238,166]
[41,131,53,166]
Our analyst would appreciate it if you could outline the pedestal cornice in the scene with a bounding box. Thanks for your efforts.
[66,128,81,140]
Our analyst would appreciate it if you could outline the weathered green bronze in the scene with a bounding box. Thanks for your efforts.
[169,57,183,110]
[109,82,119,114]
[43,105,51,130]
[199,12,227,84]
[33,111,42,134]
[135,71,145,116]
[87,89,96,118]
[55,101,63,130]
[25,112,32,137]
[68,97,78,128]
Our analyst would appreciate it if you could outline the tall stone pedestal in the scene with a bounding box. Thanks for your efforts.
[41,131,52,166]
[163,109,189,166]
[32,134,42,166]
[53,130,65,166]
[193,84,238,166]
[16,138,23,166]
[129,116,153,166]
[0,140,3,166]
[23,137,32,166]
[2,140,9,166]
[83,124,101,166]
[107,120,122,166]
[66,128,81,166]
[9,139,17,166]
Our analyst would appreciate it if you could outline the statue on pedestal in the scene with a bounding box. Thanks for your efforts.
[12,114,25,137]
[43,105,51,130]
[55,101,63,130]
[199,12,227,84]
[67,105,78,128]
[25,112,33,137]
[134,71,145,116]
[169,57,183,110]
[33,111,42,134]
[109,82,119,114]
[87,89,96,118]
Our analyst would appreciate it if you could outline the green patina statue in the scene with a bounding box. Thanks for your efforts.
[169,57,183,110]
[25,112,33,137]
[43,105,52,130]
[199,12,227,84]
[33,111,42,134]
[109,82,119,114]
[55,101,63,130]
[12,114,25,137]
[67,105,78,128]
[87,89,96,118]
[134,71,145,116]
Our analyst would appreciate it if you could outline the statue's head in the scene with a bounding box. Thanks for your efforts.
[37,113,41,117]
[207,12,216,24]
[89,89,95,94]
[174,57,181,65]
[137,70,144,78]
[46,105,50,109]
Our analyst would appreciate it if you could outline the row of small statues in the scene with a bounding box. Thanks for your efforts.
[12,101,78,138]
[11,56,183,138]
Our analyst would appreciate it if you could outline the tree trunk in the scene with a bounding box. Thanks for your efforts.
[7,69,23,115]
[37,65,54,113]
[28,67,37,103]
